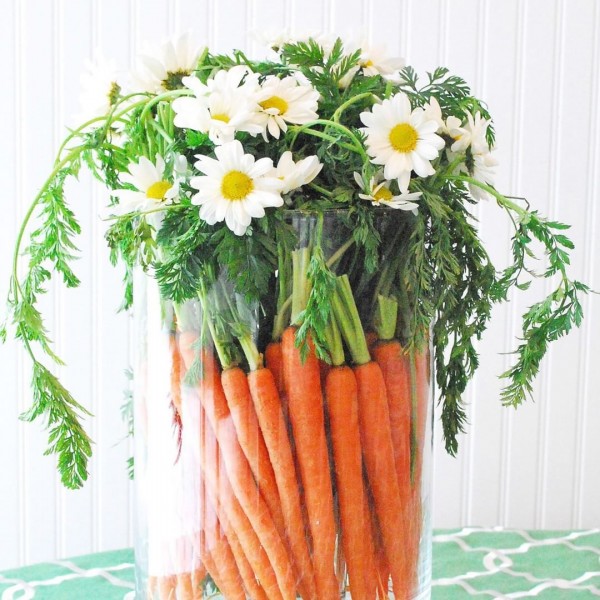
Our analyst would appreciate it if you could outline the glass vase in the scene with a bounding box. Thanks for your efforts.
[133,209,433,600]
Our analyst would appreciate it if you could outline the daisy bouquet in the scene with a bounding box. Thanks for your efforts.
[2,34,589,600]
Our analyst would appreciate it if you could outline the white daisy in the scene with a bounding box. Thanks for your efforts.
[132,33,204,94]
[190,140,284,236]
[464,151,499,200]
[255,76,320,139]
[360,92,445,193]
[357,42,405,79]
[172,66,264,144]
[450,112,492,154]
[271,152,323,194]
[113,154,179,215]
[77,56,122,122]
[422,96,463,139]
[353,171,421,211]
[338,41,405,88]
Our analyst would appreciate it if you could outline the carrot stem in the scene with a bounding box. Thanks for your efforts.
[332,275,370,365]
[373,295,398,342]
[291,247,311,322]
[323,314,345,367]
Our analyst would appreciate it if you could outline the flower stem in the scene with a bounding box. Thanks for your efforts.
[289,118,369,162]
[332,92,374,122]
[308,182,333,197]
[445,174,528,217]
[326,237,355,269]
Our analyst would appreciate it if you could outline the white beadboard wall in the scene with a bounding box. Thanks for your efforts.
[1,0,598,571]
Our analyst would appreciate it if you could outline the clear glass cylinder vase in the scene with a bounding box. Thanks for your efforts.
[133,209,433,600]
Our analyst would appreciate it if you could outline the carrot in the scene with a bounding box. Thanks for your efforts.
[325,365,377,600]
[191,567,207,600]
[176,572,194,600]
[200,361,296,600]
[201,403,286,600]
[282,326,339,600]
[221,367,288,543]
[147,575,158,598]
[177,330,201,370]
[413,349,430,489]
[202,426,246,600]
[364,482,389,600]
[169,332,183,414]
[355,361,409,598]
[265,341,285,394]
[157,575,176,599]
[372,340,411,491]
[217,504,271,600]
[248,366,317,600]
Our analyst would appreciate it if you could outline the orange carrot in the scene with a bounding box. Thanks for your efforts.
[413,350,430,489]
[372,340,411,492]
[202,429,246,600]
[354,360,409,599]
[169,332,183,414]
[265,341,285,394]
[221,367,288,542]
[217,503,270,600]
[201,403,286,600]
[191,567,206,600]
[248,366,317,600]
[177,330,200,372]
[325,365,377,600]
[200,361,296,600]
[282,326,339,600]
[176,572,194,600]
[147,575,158,598]
[157,575,176,599]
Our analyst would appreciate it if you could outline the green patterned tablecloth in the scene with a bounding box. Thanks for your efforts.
[1,528,599,598]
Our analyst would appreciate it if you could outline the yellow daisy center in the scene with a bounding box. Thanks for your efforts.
[389,123,418,153]
[259,96,289,115]
[212,113,231,123]
[362,59,374,68]
[373,186,393,202]
[221,170,254,201]
[146,180,172,200]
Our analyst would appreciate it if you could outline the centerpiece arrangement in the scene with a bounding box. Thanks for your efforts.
[2,33,588,600]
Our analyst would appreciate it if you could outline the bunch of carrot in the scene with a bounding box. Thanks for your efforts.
[144,258,430,600]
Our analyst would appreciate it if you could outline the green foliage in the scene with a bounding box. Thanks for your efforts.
[3,36,590,488]
[21,362,93,489]
[491,211,589,407]
[295,218,338,362]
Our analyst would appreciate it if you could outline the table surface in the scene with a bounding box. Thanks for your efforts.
[1,528,599,599]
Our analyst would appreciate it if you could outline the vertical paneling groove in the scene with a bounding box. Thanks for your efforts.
[363,0,372,41]
[208,0,215,49]
[403,1,411,61]
[91,0,101,555]
[462,0,490,526]
[573,0,600,528]
[52,0,63,559]
[437,0,448,65]
[500,0,527,527]
[14,0,27,567]
[535,0,565,529]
